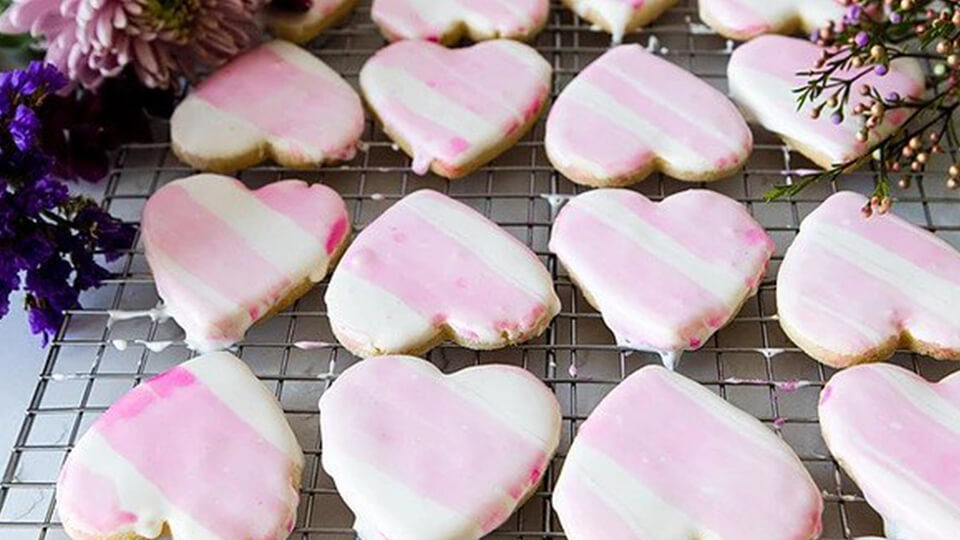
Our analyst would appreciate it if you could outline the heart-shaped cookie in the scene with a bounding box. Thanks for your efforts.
[142,174,349,352]
[57,351,303,540]
[371,0,549,44]
[699,0,845,41]
[729,35,924,169]
[265,0,358,44]
[820,363,960,539]
[320,355,561,540]
[550,189,773,368]
[325,189,560,357]
[171,40,364,172]
[359,40,551,179]
[554,365,823,539]
[778,191,960,368]
[562,0,677,43]
[546,45,753,186]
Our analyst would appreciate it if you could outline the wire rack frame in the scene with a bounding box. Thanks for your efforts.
[1,1,959,539]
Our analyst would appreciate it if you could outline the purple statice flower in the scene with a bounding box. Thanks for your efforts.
[845,5,863,23]
[854,31,870,48]
[875,64,889,76]
[0,61,135,344]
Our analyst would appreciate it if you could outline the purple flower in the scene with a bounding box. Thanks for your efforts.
[890,12,903,24]
[845,5,863,23]
[10,104,40,152]
[854,31,870,48]
[831,112,844,124]
[887,91,901,102]
[875,64,889,76]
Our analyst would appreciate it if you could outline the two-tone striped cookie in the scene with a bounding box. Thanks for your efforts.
[550,189,773,368]
[325,189,560,357]
[562,0,677,44]
[171,40,364,172]
[265,0,358,44]
[699,0,846,41]
[778,191,960,368]
[142,174,349,352]
[554,365,823,540]
[728,35,924,170]
[57,351,303,540]
[359,40,551,179]
[371,0,549,44]
[820,363,960,540]
[320,355,561,540]
[546,45,753,186]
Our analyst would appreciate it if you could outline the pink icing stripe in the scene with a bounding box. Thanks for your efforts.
[142,184,292,313]
[548,99,655,177]
[551,205,731,349]
[555,471,645,540]
[701,0,774,33]
[196,45,362,158]
[579,368,822,539]
[376,96,472,165]
[822,367,960,507]
[254,181,349,253]
[324,360,547,524]
[371,0,546,40]
[59,462,137,537]
[341,198,546,337]
[93,367,296,539]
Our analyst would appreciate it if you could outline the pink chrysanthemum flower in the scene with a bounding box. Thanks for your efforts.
[0,0,265,88]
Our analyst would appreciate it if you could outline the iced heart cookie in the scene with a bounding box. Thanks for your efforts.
[699,0,846,41]
[171,40,364,173]
[820,363,960,539]
[778,191,960,368]
[550,189,773,368]
[554,365,823,540]
[729,35,924,169]
[57,351,303,540]
[545,45,752,187]
[325,189,560,357]
[563,0,678,44]
[320,355,561,540]
[265,0,358,44]
[359,40,551,179]
[371,0,549,44]
[142,174,349,352]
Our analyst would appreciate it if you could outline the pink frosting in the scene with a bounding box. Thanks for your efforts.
[778,191,960,367]
[700,0,845,38]
[194,43,364,161]
[550,189,774,354]
[359,40,551,176]
[57,362,299,539]
[820,363,960,538]
[554,366,822,539]
[546,45,752,183]
[371,0,548,42]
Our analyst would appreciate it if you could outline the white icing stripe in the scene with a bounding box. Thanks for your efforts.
[74,431,223,540]
[573,194,745,303]
[809,223,960,326]
[793,293,886,344]
[562,80,714,170]
[875,367,960,436]
[561,444,723,539]
[325,269,436,353]
[404,193,557,305]
[266,40,349,88]
[323,450,476,538]
[360,64,496,150]
[180,178,330,280]
[186,352,304,466]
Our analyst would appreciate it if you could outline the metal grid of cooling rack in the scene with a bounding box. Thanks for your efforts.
[1,1,959,538]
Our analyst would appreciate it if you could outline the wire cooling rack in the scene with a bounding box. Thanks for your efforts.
[2,1,960,538]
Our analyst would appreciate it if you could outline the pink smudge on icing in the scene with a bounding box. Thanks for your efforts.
[93,364,298,539]
[371,0,548,42]
[58,462,137,537]
[256,181,349,245]
[195,44,363,160]
[700,0,808,37]
[325,216,349,255]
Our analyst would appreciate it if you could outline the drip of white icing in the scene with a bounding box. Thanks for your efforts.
[111,339,129,351]
[357,141,371,153]
[106,305,170,327]
[370,193,386,201]
[646,35,660,53]
[568,361,579,377]
[689,22,715,35]
[294,340,336,350]
[390,143,400,152]
[411,151,431,175]
[110,339,175,353]
[539,193,573,212]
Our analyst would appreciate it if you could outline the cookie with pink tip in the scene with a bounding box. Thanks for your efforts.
[142,174,350,352]
[778,191,960,368]
[728,35,924,169]
[325,189,560,357]
[554,365,823,540]
[699,0,846,41]
[57,351,303,540]
[550,189,774,368]
[562,0,678,44]
[320,355,561,540]
[171,40,364,173]
[545,45,752,187]
[820,363,960,539]
[265,0,358,44]
[371,0,549,44]
[359,40,551,179]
